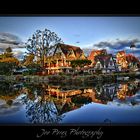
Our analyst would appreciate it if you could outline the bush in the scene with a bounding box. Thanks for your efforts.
[71,96,92,104]
[96,69,102,74]
[83,72,90,75]
[0,62,17,75]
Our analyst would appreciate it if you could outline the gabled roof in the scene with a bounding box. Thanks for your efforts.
[54,43,85,60]
[95,54,113,67]
[116,51,126,56]
[88,49,107,61]
[126,54,139,63]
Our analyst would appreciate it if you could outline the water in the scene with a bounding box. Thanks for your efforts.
[0,80,140,124]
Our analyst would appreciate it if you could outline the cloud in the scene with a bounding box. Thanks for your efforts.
[0,102,22,116]
[0,32,25,50]
[12,49,25,60]
[91,38,140,56]
[94,38,140,50]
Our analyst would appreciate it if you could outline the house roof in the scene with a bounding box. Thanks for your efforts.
[88,49,107,61]
[95,54,113,67]
[116,51,126,56]
[54,43,85,60]
[126,54,139,63]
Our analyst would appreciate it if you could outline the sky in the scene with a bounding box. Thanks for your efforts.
[0,16,140,59]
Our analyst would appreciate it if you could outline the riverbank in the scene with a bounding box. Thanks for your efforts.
[0,72,140,85]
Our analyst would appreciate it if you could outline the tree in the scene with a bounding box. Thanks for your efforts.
[21,83,63,123]
[0,47,19,68]
[26,29,63,67]
[6,47,12,53]
[0,57,19,65]
[23,53,34,66]
[0,62,17,75]
[71,59,92,72]
[4,47,13,58]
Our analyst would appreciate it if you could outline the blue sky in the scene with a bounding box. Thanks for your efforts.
[0,16,140,58]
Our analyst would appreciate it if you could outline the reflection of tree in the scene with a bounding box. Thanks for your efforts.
[23,97,63,123]
[6,99,13,106]
[21,83,64,123]
[0,81,22,101]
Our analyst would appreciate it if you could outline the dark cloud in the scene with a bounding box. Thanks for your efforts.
[91,38,140,57]
[0,32,25,50]
[94,38,140,51]
[0,102,22,116]
[0,32,21,44]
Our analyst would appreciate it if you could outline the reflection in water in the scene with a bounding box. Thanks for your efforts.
[0,80,140,123]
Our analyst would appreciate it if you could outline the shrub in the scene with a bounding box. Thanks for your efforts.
[0,62,17,75]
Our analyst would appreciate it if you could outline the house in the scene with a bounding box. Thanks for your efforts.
[88,54,118,73]
[116,51,139,71]
[44,44,86,74]
[88,49,107,66]
[126,54,139,70]
[95,54,118,73]
[116,51,128,70]
[87,49,118,73]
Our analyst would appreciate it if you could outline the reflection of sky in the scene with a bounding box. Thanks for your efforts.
[60,102,140,124]
[0,101,29,123]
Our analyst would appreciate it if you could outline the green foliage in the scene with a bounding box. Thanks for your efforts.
[23,54,34,66]
[71,59,92,68]
[4,47,13,58]
[22,63,43,75]
[0,62,17,75]
[96,69,102,74]
[26,63,42,70]
[0,81,19,95]
[6,47,12,53]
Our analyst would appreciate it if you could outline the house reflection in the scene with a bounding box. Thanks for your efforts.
[0,81,140,123]
[22,81,140,123]
[117,82,140,100]
[95,84,118,104]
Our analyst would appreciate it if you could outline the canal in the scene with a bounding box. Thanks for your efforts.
[0,79,140,124]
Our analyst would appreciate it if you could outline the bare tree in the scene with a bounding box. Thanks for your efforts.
[25,29,63,67]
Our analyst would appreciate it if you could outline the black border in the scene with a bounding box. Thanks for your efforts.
[1,5,140,138]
